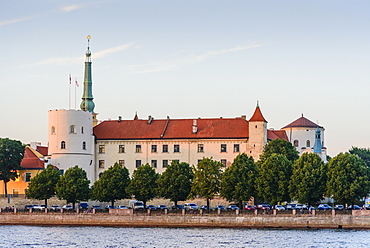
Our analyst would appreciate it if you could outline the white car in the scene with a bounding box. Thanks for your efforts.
[275,205,285,211]
[32,205,45,211]
[184,203,198,210]
[62,205,73,210]
[118,205,128,209]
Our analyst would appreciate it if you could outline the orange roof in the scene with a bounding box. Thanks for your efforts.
[249,107,267,122]
[94,118,250,140]
[36,146,48,156]
[282,115,322,129]
[20,146,45,169]
[267,130,288,141]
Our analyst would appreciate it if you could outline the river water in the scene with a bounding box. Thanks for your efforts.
[0,226,368,247]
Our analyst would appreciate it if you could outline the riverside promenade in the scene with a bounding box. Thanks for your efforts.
[1,209,370,229]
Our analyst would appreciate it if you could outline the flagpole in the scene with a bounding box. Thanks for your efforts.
[75,77,77,109]
[69,74,71,109]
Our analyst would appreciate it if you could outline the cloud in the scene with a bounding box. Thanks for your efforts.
[94,43,134,59]
[0,17,32,27]
[61,5,82,13]
[132,44,264,74]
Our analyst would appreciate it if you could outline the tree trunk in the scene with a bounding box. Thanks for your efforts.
[174,200,178,209]
[239,200,243,210]
[206,198,210,212]
[44,198,48,208]
[4,181,8,197]
[111,200,114,208]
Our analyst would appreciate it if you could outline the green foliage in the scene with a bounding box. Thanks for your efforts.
[349,147,370,167]
[326,152,370,205]
[157,161,193,207]
[26,164,60,206]
[0,138,25,196]
[289,153,326,206]
[55,166,91,208]
[127,164,159,207]
[189,158,222,207]
[91,162,130,206]
[220,153,257,208]
[258,139,299,164]
[256,153,292,205]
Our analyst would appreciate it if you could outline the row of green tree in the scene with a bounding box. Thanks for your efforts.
[24,139,370,209]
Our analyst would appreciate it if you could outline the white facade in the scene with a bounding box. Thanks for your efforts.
[48,109,95,182]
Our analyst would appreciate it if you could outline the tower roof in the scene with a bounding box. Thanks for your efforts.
[249,103,267,122]
[282,115,322,129]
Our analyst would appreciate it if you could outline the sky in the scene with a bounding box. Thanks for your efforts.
[1,0,369,157]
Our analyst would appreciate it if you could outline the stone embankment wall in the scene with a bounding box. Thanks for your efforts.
[1,210,370,229]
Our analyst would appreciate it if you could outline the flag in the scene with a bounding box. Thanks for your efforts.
[69,74,71,84]
[75,78,79,87]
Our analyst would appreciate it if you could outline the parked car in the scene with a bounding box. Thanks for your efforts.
[317,204,332,210]
[184,203,198,210]
[257,204,271,210]
[200,205,212,211]
[25,205,34,210]
[348,205,361,210]
[286,204,297,210]
[244,205,256,210]
[146,205,157,210]
[334,205,344,210]
[171,204,184,210]
[295,204,308,210]
[33,205,45,211]
[227,205,240,210]
[118,205,128,209]
[105,205,117,210]
[62,205,73,210]
[92,205,102,210]
[50,205,61,211]
[79,202,89,210]
[363,204,370,210]
[157,205,168,210]
[275,205,285,211]
[215,205,226,210]
[129,200,145,210]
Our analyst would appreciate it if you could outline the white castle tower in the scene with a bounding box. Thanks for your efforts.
[48,36,96,182]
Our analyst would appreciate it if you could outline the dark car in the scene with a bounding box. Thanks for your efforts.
[286,204,297,210]
[214,205,226,210]
[348,205,361,210]
[227,205,240,210]
[157,205,168,210]
[105,205,117,210]
[146,205,157,210]
[317,204,332,210]
[200,205,212,211]
[334,205,344,210]
[92,205,102,210]
[25,205,34,210]
[244,205,256,210]
[171,204,184,210]
[257,204,271,210]
[79,202,89,210]
[50,205,61,211]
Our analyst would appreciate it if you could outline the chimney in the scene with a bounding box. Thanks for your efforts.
[148,115,154,124]
[118,116,122,122]
[241,115,247,120]
[192,119,198,134]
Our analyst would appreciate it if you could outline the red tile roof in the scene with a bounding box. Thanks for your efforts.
[20,146,45,169]
[249,107,267,122]
[267,130,288,141]
[36,146,48,156]
[94,118,250,140]
[282,116,322,129]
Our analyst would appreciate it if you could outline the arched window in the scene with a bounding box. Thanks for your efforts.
[306,140,310,147]
[293,140,299,147]
[99,173,103,178]
[82,141,86,150]
[81,126,84,134]
[69,125,75,133]
[61,141,66,149]
[51,126,56,134]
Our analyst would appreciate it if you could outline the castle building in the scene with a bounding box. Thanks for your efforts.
[46,37,327,184]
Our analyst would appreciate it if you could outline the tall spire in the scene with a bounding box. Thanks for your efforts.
[80,35,95,113]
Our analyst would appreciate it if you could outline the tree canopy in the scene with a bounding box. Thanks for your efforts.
[258,138,299,164]
[55,166,91,208]
[349,147,370,167]
[289,153,326,206]
[157,161,193,207]
[220,153,257,208]
[0,138,25,196]
[256,153,292,205]
[91,162,131,207]
[189,158,222,209]
[126,164,159,208]
[26,164,61,207]
[326,152,370,205]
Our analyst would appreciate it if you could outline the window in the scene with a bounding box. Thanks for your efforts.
[61,141,66,149]
[151,145,157,153]
[99,173,103,178]
[174,145,180,153]
[69,125,76,133]
[162,145,168,153]
[81,126,84,134]
[136,145,142,153]
[25,173,31,182]
[151,160,157,168]
[82,141,86,150]
[233,144,240,153]
[119,145,125,153]
[51,126,56,134]
[99,145,105,154]
[306,140,310,147]
[221,159,227,167]
[119,160,125,167]
[136,160,142,168]
[197,144,204,153]
[221,144,227,153]
[293,140,299,147]
[59,170,64,175]
[99,160,105,168]
[163,160,168,168]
